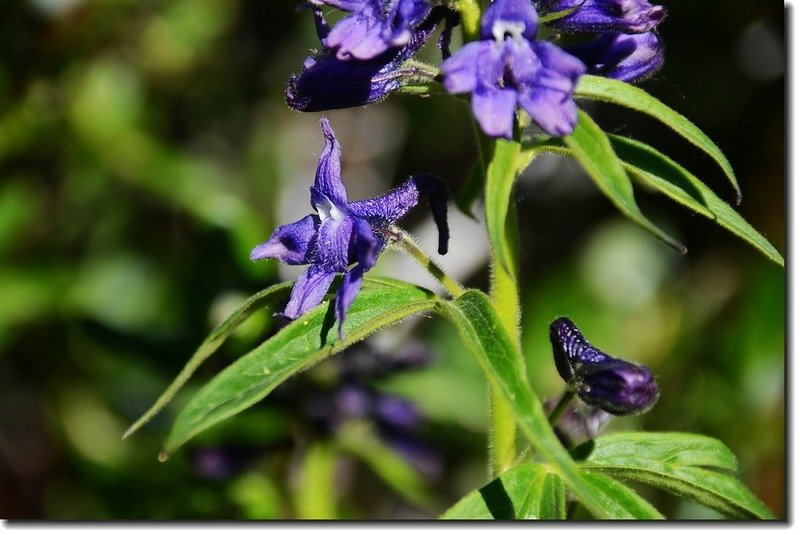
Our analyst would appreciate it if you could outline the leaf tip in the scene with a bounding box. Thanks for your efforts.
[158,451,170,463]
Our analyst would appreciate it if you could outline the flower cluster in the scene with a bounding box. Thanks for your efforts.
[549,316,660,415]
[286,0,666,138]
[251,118,449,337]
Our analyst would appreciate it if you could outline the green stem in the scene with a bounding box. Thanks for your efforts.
[294,441,337,519]
[485,133,525,478]
[388,227,466,298]
[455,0,482,42]
[548,390,576,426]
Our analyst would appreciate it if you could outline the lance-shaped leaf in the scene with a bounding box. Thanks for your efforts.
[438,290,608,518]
[441,462,566,519]
[564,110,686,254]
[161,278,439,456]
[518,135,784,267]
[485,138,522,275]
[579,432,775,519]
[122,282,294,440]
[609,134,784,267]
[577,472,664,520]
[575,75,741,203]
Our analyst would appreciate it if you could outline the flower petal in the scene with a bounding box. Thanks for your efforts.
[250,214,320,265]
[335,218,381,338]
[312,118,349,208]
[349,174,450,255]
[472,85,517,139]
[481,0,539,41]
[325,11,388,60]
[441,41,484,94]
[312,216,355,272]
[283,266,337,319]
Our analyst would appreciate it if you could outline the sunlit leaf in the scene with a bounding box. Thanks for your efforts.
[162,278,438,455]
[441,463,565,519]
[564,110,686,254]
[609,135,783,267]
[575,75,740,202]
[123,282,294,440]
[580,432,774,519]
[438,290,607,518]
[577,472,664,519]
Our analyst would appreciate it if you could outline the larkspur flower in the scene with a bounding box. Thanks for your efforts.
[310,0,431,60]
[441,0,585,138]
[287,6,455,111]
[536,0,666,34]
[549,317,660,415]
[250,118,449,337]
[566,31,664,83]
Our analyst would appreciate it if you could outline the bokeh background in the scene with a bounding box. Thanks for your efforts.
[0,0,785,520]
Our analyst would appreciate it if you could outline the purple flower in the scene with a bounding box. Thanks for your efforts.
[545,399,612,447]
[310,0,431,60]
[287,6,448,112]
[441,0,585,139]
[566,31,664,83]
[536,0,667,34]
[251,118,449,337]
[549,317,660,415]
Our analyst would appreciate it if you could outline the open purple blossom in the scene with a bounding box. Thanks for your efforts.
[536,0,667,34]
[287,6,452,112]
[441,0,585,139]
[310,0,431,60]
[549,317,660,415]
[250,118,449,337]
[566,30,664,83]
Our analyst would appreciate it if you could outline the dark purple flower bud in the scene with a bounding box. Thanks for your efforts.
[566,31,664,83]
[251,118,449,337]
[537,0,667,34]
[441,0,585,138]
[287,6,449,112]
[310,0,431,60]
[549,317,660,415]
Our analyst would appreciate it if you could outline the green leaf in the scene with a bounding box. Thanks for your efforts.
[161,278,438,455]
[122,281,294,440]
[519,135,784,267]
[485,138,522,274]
[581,432,774,519]
[441,463,565,519]
[575,75,741,202]
[609,135,784,267]
[438,290,608,518]
[577,472,664,519]
[337,421,434,510]
[564,110,686,254]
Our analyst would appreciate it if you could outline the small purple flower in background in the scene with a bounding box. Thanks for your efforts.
[441,0,585,138]
[251,118,449,337]
[310,0,431,60]
[544,399,612,448]
[535,0,666,34]
[549,316,660,415]
[566,31,664,83]
[280,342,442,478]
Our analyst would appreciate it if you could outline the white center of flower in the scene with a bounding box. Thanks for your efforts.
[314,194,345,222]
[492,20,526,44]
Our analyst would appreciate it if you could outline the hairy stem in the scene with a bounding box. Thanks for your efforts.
[455,0,482,42]
[485,134,526,478]
[388,227,466,297]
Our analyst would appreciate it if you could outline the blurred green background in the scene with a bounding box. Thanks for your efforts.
[0,0,784,520]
